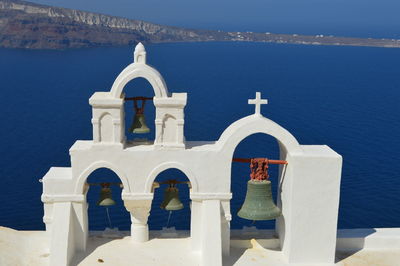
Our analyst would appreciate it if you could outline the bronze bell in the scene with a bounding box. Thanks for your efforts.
[97,184,116,207]
[129,113,150,133]
[160,185,184,211]
[237,180,281,221]
[129,97,150,134]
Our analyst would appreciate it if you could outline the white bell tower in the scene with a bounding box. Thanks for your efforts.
[89,42,187,149]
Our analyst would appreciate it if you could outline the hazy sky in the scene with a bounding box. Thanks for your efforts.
[30,0,400,38]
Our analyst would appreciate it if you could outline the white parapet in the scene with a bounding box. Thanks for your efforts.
[337,228,400,251]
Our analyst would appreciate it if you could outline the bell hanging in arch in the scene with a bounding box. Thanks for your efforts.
[129,114,150,134]
[237,180,281,221]
[97,184,116,207]
[129,97,150,134]
[160,186,184,211]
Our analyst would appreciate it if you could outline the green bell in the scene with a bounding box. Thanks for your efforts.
[160,186,184,211]
[97,187,116,207]
[237,180,281,221]
[129,113,150,134]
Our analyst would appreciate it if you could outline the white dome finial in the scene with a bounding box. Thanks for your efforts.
[134,42,146,64]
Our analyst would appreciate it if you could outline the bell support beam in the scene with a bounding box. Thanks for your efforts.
[124,96,153,101]
[232,158,288,164]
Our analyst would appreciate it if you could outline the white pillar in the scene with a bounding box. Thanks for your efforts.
[125,200,152,243]
[278,146,342,264]
[220,200,231,257]
[49,202,75,266]
[201,200,222,266]
[43,202,53,237]
[72,201,88,252]
[130,211,150,242]
[190,199,202,251]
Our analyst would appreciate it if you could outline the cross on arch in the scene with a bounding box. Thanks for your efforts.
[248,92,268,115]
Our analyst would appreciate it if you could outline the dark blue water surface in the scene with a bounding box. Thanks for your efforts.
[0,42,399,231]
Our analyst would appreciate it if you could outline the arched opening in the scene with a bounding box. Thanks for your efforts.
[148,168,192,237]
[85,168,131,233]
[230,133,282,230]
[123,77,156,143]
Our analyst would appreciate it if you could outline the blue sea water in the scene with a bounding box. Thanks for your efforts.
[0,42,399,231]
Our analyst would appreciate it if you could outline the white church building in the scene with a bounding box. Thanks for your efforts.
[39,43,397,266]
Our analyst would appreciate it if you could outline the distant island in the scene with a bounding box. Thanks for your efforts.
[1,0,400,49]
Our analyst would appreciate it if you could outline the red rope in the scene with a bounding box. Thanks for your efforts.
[233,158,287,181]
[133,98,146,114]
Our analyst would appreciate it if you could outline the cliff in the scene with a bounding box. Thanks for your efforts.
[0,0,222,48]
[1,0,399,49]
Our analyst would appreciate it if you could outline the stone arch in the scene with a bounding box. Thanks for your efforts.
[110,64,169,98]
[75,161,131,194]
[144,162,199,193]
[217,115,301,158]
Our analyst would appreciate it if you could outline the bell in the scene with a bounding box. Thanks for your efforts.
[237,180,281,221]
[129,114,150,134]
[160,186,184,211]
[97,186,116,207]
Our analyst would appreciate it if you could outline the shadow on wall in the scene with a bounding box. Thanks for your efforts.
[335,228,377,263]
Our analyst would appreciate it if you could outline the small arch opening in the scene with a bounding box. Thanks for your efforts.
[231,133,281,230]
[148,168,192,235]
[86,168,131,232]
[123,77,156,143]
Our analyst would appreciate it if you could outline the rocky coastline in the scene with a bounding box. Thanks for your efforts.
[1,0,399,49]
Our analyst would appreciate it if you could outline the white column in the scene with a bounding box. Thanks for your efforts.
[190,199,202,251]
[201,200,222,266]
[43,202,53,237]
[220,200,231,257]
[279,146,342,264]
[125,200,152,243]
[130,210,150,242]
[72,201,88,252]
[49,202,75,266]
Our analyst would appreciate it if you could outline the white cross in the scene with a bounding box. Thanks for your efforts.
[248,92,268,115]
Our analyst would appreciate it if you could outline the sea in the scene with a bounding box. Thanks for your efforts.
[0,42,399,231]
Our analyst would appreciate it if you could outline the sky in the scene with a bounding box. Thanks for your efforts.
[29,0,400,38]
